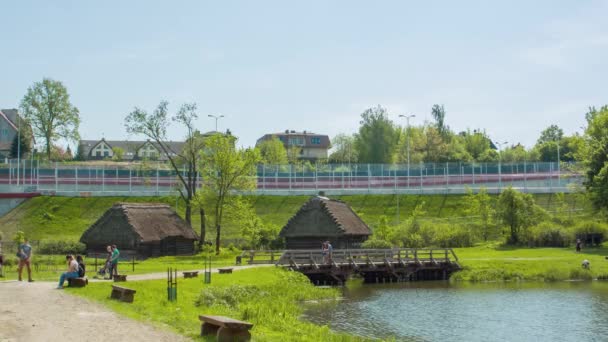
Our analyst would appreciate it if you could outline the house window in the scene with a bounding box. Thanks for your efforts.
[311,137,321,145]
[103,151,109,157]
[289,137,304,146]
[96,151,101,157]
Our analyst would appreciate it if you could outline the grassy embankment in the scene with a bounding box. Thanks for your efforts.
[69,267,371,342]
[454,243,608,281]
[0,193,588,241]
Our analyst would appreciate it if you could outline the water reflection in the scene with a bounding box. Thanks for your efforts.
[303,281,608,341]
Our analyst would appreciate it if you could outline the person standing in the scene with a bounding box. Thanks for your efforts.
[576,239,582,253]
[17,239,33,282]
[57,255,79,289]
[326,241,333,264]
[110,245,120,279]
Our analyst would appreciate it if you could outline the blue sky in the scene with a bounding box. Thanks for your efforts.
[1,1,607,149]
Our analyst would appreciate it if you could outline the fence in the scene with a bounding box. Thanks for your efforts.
[0,160,584,196]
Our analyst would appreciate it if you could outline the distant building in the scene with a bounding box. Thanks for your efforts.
[279,195,372,249]
[256,130,330,161]
[0,109,34,159]
[77,139,184,161]
[80,203,198,258]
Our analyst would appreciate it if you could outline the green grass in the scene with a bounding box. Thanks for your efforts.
[68,267,370,341]
[0,193,591,243]
[452,243,608,282]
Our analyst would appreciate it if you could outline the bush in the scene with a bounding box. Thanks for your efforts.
[572,220,608,237]
[195,284,269,308]
[38,241,86,255]
[526,222,572,247]
[361,238,392,249]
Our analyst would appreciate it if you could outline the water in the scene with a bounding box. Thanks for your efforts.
[303,281,608,341]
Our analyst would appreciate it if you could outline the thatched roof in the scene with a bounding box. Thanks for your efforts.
[279,196,372,238]
[80,203,198,246]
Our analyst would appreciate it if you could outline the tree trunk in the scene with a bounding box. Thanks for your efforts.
[185,201,192,225]
[215,224,221,255]
[199,207,206,245]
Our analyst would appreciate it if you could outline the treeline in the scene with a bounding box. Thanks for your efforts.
[327,105,584,165]
[362,187,608,248]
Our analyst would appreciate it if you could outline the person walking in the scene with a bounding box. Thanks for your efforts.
[110,245,120,279]
[57,255,79,289]
[17,239,33,282]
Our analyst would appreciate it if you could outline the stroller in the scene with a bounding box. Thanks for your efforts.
[97,260,112,279]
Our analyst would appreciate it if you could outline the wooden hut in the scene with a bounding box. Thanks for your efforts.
[279,196,372,249]
[80,203,198,258]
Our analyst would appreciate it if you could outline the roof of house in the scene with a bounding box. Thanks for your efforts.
[0,109,34,152]
[78,139,185,158]
[80,203,198,244]
[279,196,372,238]
[256,131,331,149]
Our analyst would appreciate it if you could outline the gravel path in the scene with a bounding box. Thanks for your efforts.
[0,280,190,342]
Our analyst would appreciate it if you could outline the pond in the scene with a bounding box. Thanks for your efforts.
[303,281,608,341]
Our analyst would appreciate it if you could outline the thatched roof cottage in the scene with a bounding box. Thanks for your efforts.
[80,203,198,258]
[279,196,372,249]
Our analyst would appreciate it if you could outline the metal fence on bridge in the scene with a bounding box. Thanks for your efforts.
[0,160,583,196]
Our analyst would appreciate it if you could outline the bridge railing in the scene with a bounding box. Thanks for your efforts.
[278,248,459,267]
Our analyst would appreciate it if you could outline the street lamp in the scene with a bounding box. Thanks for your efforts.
[207,114,224,132]
[495,141,508,190]
[399,114,416,188]
[555,138,561,186]
[17,114,21,186]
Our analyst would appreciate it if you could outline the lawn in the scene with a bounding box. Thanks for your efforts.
[0,193,589,243]
[453,243,608,281]
[68,267,370,341]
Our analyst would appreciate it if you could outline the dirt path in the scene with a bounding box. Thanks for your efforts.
[97,263,275,282]
[0,281,190,342]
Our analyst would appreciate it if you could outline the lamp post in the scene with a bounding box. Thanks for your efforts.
[399,114,416,188]
[17,114,21,186]
[495,141,508,190]
[556,138,561,186]
[207,114,224,132]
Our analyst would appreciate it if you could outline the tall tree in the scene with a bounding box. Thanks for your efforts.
[329,133,358,163]
[257,137,288,165]
[537,124,564,145]
[496,187,546,244]
[582,105,608,211]
[125,101,203,225]
[10,127,32,159]
[355,106,400,163]
[464,188,495,241]
[431,104,448,138]
[199,134,260,254]
[20,78,80,160]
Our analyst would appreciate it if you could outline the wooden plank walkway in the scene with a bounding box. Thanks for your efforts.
[277,248,461,285]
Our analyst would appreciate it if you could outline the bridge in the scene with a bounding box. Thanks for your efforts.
[276,248,461,285]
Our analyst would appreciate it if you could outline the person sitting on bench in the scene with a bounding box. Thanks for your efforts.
[57,255,79,289]
[76,255,86,278]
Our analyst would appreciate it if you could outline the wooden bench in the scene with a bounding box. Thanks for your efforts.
[183,271,199,278]
[68,277,88,287]
[113,274,127,282]
[110,285,136,303]
[218,268,233,274]
[199,315,253,342]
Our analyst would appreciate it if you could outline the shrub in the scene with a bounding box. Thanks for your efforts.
[195,284,269,308]
[38,240,86,255]
[569,268,593,281]
[361,238,392,249]
[572,220,608,237]
[526,222,572,247]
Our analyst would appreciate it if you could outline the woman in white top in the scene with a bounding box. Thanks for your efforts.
[57,255,79,289]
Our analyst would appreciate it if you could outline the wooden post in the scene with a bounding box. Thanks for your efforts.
[132,255,135,272]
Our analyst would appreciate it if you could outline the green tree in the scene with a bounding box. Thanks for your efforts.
[582,105,608,211]
[257,137,288,165]
[199,134,261,254]
[431,104,449,138]
[20,78,80,160]
[329,133,358,164]
[496,187,546,244]
[537,124,564,145]
[355,106,400,163]
[10,128,32,159]
[461,129,492,161]
[111,147,125,161]
[464,188,495,241]
[125,101,202,225]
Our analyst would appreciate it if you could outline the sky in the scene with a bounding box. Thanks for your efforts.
[1,1,607,149]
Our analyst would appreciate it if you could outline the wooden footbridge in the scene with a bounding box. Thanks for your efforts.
[276,248,461,285]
